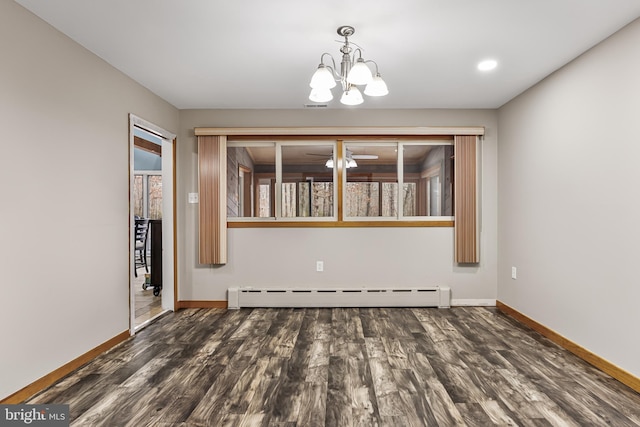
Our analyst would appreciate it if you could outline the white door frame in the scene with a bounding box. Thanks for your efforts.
[129,114,176,334]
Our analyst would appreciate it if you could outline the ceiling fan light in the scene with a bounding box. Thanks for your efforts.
[309,87,333,103]
[347,58,373,85]
[340,87,364,105]
[364,73,389,96]
[325,158,334,168]
[347,158,358,168]
[310,65,336,89]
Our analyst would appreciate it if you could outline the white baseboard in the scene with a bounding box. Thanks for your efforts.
[451,299,496,307]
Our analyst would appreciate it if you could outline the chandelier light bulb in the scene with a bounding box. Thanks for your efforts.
[364,73,389,96]
[347,58,373,85]
[340,87,364,105]
[310,65,337,89]
[309,87,333,103]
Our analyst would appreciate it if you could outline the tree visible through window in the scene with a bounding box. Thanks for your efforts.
[133,173,162,219]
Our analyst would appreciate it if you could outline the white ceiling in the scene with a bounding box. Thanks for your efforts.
[15,0,640,110]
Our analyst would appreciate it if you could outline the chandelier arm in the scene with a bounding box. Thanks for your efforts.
[319,53,340,80]
[365,60,380,74]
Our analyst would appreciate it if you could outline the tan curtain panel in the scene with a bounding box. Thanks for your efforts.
[454,135,479,263]
[198,135,227,264]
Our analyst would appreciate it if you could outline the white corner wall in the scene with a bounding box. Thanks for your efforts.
[498,18,640,377]
[177,109,498,304]
[0,2,178,400]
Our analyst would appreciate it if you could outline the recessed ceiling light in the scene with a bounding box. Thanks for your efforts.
[477,59,498,71]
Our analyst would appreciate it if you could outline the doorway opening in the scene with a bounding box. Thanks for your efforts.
[129,114,176,333]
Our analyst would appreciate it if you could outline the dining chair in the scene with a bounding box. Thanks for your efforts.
[134,218,150,277]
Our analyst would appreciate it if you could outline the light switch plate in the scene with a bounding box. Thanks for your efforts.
[188,193,199,203]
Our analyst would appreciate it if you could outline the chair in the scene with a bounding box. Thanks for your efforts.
[134,218,150,277]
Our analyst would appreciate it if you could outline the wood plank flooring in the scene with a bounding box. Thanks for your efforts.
[27,307,640,426]
[133,266,164,328]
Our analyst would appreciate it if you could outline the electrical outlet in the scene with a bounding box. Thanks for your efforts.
[316,261,324,272]
[511,266,517,280]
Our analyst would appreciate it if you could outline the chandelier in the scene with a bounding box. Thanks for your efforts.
[309,26,389,106]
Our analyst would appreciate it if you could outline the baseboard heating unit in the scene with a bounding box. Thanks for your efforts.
[227,286,450,309]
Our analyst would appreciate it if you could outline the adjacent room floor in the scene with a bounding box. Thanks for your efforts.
[27,307,640,426]
[133,264,163,329]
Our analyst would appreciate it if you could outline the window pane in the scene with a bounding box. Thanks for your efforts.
[311,182,334,217]
[258,182,272,217]
[402,143,454,217]
[346,182,379,216]
[345,144,397,218]
[281,144,334,218]
[228,145,275,218]
[403,183,416,216]
[293,182,335,217]
[382,182,398,216]
[281,182,297,217]
[148,175,162,219]
[133,175,143,218]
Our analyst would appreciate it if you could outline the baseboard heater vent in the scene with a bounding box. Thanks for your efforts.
[227,287,450,309]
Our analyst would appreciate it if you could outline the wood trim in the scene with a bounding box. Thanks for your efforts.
[198,136,227,264]
[176,300,228,309]
[496,301,640,394]
[134,135,162,156]
[337,140,344,221]
[172,138,179,311]
[195,126,485,137]
[130,114,176,140]
[1,330,130,404]
[228,220,454,228]
[454,135,479,263]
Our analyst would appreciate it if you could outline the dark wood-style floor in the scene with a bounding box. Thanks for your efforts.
[27,307,640,426]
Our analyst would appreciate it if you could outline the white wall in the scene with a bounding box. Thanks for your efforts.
[498,18,640,377]
[177,109,498,303]
[0,2,178,400]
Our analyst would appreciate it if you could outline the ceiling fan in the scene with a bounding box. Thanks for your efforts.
[305,149,379,160]
[306,149,378,168]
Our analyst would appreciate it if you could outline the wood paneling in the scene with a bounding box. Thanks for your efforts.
[497,301,640,394]
[454,135,479,263]
[198,136,227,264]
